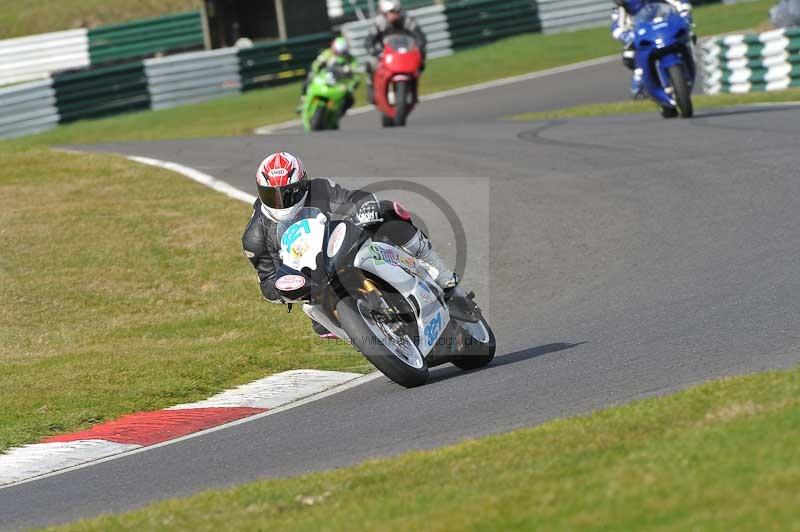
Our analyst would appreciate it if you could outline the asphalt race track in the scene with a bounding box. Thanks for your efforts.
[3,60,800,529]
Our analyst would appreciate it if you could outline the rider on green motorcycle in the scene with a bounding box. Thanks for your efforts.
[298,37,361,114]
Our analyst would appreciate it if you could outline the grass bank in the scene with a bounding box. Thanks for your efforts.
[21,0,775,145]
[511,88,800,121]
[0,144,368,453]
[50,366,800,531]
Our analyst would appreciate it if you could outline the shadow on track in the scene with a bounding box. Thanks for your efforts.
[427,341,587,384]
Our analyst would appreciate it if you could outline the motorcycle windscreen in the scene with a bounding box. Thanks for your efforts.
[383,34,417,52]
[633,3,676,26]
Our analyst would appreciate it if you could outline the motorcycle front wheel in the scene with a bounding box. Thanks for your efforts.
[337,296,429,388]
[667,65,693,119]
[394,81,409,127]
[310,106,327,131]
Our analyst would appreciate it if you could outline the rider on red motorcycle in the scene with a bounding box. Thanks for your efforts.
[364,0,427,103]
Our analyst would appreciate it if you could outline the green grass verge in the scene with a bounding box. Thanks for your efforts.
[0,0,199,40]
[0,143,370,453]
[19,0,775,145]
[511,88,800,121]
[48,366,800,531]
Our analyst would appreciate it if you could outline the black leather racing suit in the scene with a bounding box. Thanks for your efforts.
[242,178,417,303]
[364,12,428,59]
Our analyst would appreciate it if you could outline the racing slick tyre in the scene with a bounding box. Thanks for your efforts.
[310,106,326,131]
[668,64,694,119]
[394,81,409,127]
[337,296,429,388]
[451,317,496,371]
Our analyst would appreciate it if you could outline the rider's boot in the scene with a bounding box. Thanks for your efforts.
[401,229,482,322]
[630,68,644,99]
[401,229,458,290]
[311,319,338,340]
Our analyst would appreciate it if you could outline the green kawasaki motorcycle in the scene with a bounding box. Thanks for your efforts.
[302,65,359,132]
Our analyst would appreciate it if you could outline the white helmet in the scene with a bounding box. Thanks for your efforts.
[379,0,402,14]
[332,36,349,56]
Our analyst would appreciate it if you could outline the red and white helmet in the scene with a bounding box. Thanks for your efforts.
[256,152,309,220]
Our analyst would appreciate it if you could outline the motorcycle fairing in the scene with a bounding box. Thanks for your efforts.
[354,240,450,356]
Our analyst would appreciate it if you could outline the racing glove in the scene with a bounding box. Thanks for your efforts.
[354,200,383,227]
[622,31,635,47]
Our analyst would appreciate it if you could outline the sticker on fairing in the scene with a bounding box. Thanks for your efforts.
[275,275,306,291]
[280,216,325,271]
[417,281,436,304]
[424,311,443,347]
[369,243,416,273]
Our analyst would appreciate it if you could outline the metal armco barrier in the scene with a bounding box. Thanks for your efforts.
[0,79,60,139]
[537,0,608,33]
[444,0,540,49]
[88,12,204,66]
[0,12,203,85]
[52,63,150,123]
[238,32,333,90]
[703,27,800,93]
[145,48,241,111]
[0,29,89,86]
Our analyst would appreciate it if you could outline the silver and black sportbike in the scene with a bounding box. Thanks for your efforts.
[274,207,495,388]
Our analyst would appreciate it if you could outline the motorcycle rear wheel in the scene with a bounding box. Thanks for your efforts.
[667,65,693,119]
[337,296,429,388]
[452,317,496,371]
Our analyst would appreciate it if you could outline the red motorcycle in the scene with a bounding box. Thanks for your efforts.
[373,33,423,127]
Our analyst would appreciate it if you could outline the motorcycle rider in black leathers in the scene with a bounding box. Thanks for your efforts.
[363,0,428,104]
[242,152,457,338]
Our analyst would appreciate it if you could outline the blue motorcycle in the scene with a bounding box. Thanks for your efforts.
[632,2,696,118]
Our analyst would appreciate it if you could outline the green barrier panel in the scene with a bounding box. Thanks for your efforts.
[445,0,540,49]
[88,12,203,66]
[239,32,332,91]
[52,62,150,122]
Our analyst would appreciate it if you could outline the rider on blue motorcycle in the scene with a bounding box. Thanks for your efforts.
[611,0,693,97]
[242,152,458,339]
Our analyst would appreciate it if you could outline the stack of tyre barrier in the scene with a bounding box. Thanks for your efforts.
[703,27,800,94]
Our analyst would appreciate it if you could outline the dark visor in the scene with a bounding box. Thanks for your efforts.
[258,180,308,210]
